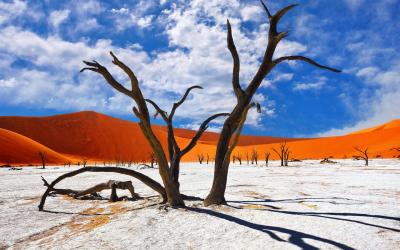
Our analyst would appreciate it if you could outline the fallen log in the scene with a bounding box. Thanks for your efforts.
[38,167,167,211]
[42,177,140,202]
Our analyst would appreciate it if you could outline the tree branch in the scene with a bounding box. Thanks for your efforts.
[170,85,203,119]
[260,0,272,19]
[227,19,243,99]
[81,60,133,98]
[145,99,169,123]
[181,113,230,155]
[109,51,140,91]
[273,56,342,73]
[270,4,299,36]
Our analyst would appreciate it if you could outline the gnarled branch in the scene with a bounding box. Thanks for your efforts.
[181,112,230,156]
[39,167,167,211]
[273,56,341,73]
[145,99,169,122]
[81,60,133,98]
[170,85,203,119]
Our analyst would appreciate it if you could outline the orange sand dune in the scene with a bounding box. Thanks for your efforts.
[0,128,72,165]
[239,125,400,160]
[0,111,168,163]
[0,111,399,165]
[349,119,400,135]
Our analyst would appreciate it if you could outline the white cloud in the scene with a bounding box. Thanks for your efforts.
[293,77,327,91]
[0,0,308,128]
[240,5,262,22]
[318,64,400,136]
[0,0,26,24]
[110,1,156,31]
[49,10,70,29]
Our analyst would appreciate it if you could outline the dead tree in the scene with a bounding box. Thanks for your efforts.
[38,151,45,169]
[354,147,369,166]
[82,52,227,206]
[251,148,258,165]
[41,177,139,202]
[265,152,270,166]
[82,159,87,167]
[38,167,166,211]
[246,151,250,165]
[206,153,210,164]
[149,152,156,168]
[146,87,228,190]
[204,1,340,206]
[236,153,242,165]
[272,142,289,167]
[197,153,205,164]
[284,147,290,166]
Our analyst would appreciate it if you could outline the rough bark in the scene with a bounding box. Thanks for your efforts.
[204,1,341,206]
[38,167,166,211]
[42,177,139,201]
[146,96,228,189]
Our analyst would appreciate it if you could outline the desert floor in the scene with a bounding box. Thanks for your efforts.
[0,159,399,249]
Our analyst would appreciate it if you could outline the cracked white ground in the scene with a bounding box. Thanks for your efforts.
[0,159,399,249]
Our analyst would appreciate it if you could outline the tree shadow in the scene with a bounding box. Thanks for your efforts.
[227,197,400,232]
[187,207,355,250]
[229,197,365,205]
[261,210,400,232]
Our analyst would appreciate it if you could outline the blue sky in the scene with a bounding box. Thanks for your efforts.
[0,0,399,137]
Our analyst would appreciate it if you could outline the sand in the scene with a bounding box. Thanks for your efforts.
[0,111,399,165]
[0,159,399,249]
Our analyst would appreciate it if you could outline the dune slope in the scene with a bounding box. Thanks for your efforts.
[0,128,72,165]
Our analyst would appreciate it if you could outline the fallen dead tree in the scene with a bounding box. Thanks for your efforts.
[38,167,166,211]
[41,177,140,202]
[320,158,338,164]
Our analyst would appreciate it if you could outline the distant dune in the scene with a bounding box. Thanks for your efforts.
[0,111,399,165]
[0,128,72,165]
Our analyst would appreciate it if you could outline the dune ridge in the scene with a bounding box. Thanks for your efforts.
[0,111,399,165]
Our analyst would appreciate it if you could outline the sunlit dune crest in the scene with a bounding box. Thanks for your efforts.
[0,111,399,165]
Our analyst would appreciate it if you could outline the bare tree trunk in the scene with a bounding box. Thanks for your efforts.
[204,1,340,206]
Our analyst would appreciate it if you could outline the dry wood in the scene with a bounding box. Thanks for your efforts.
[38,167,166,211]
[205,1,341,206]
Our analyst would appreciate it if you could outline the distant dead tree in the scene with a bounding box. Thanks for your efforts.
[391,147,400,152]
[149,152,156,168]
[197,153,205,164]
[81,52,228,206]
[204,1,340,206]
[245,151,250,165]
[206,153,210,164]
[264,152,270,166]
[354,147,369,166]
[272,142,289,167]
[38,151,46,169]
[82,159,87,168]
[232,155,236,164]
[251,148,259,165]
[236,153,242,165]
[284,147,291,166]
